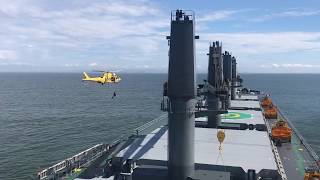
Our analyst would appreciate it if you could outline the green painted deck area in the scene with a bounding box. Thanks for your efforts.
[64,169,84,180]
[292,133,309,176]
[221,112,252,120]
[265,104,318,180]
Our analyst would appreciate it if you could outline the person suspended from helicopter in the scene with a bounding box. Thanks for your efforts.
[112,91,117,99]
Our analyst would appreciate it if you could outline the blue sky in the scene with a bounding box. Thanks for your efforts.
[0,0,320,73]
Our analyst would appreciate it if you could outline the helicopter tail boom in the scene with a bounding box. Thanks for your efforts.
[83,72,90,80]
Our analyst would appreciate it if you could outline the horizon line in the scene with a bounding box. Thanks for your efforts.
[1,71,320,74]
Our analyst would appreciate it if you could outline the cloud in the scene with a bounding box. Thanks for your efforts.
[64,63,80,67]
[251,9,320,22]
[89,62,97,67]
[0,1,320,73]
[272,63,320,68]
[259,64,268,68]
[271,64,280,68]
[197,10,242,22]
[30,1,164,38]
[195,32,320,73]
[0,50,17,60]
[0,62,32,66]
[200,32,320,55]
[0,0,159,18]
[0,0,168,70]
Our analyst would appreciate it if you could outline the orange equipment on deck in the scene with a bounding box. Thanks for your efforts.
[264,105,278,119]
[261,96,272,107]
[261,96,278,119]
[304,170,320,180]
[271,119,292,145]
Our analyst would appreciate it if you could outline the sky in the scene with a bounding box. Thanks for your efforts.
[0,0,320,73]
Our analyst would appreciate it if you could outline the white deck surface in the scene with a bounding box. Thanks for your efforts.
[231,100,261,109]
[76,177,113,180]
[116,126,277,172]
[236,95,258,100]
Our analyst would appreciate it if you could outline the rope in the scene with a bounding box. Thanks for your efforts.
[216,129,227,172]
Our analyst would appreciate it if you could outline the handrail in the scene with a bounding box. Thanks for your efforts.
[37,113,169,179]
[171,10,194,21]
[133,113,167,135]
[271,99,320,168]
[37,143,108,179]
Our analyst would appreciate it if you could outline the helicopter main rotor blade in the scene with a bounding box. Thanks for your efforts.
[92,70,106,72]
[92,69,121,73]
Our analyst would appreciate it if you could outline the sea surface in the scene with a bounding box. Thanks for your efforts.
[0,73,319,180]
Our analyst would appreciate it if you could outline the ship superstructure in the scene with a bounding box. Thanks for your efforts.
[37,10,320,180]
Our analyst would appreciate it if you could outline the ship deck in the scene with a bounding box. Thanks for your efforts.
[111,94,281,179]
[232,94,320,180]
[41,93,319,180]
[265,107,319,180]
[115,126,277,173]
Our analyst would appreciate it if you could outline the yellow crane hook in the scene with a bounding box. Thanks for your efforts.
[217,130,225,150]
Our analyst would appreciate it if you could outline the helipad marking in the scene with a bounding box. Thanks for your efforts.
[221,112,253,120]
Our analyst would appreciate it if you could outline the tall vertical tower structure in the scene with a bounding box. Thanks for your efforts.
[231,56,237,100]
[207,41,223,128]
[167,10,197,180]
[223,51,232,108]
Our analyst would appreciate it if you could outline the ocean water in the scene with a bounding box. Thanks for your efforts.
[241,74,320,152]
[0,73,319,180]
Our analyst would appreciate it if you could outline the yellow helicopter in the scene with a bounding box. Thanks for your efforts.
[82,71,121,85]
